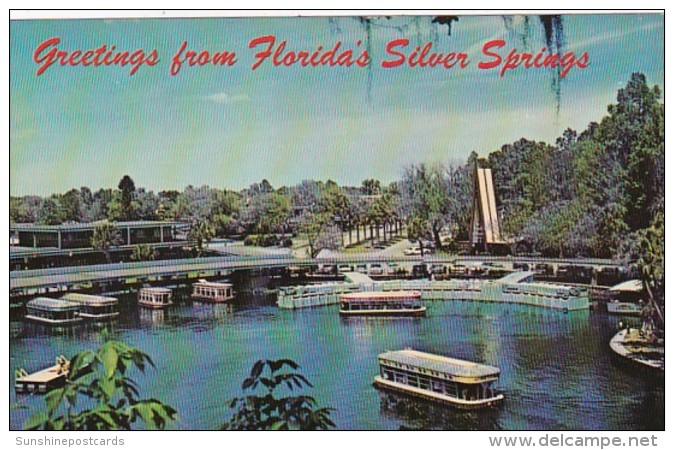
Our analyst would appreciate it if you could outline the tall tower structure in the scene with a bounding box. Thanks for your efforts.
[469,166,505,253]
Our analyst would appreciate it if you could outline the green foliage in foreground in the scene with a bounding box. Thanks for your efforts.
[24,339,177,431]
[222,359,335,430]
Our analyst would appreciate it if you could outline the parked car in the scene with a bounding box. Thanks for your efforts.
[429,264,447,275]
[513,262,530,271]
[317,265,336,275]
[412,264,429,278]
[387,263,403,275]
[404,247,422,256]
[369,264,384,275]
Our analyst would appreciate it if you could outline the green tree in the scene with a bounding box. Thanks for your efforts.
[621,209,664,325]
[118,175,137,221]
[188,219,214,256]
[36,197,65,225]
[298,211,333,258]
[117,175,136,220]
[360,178,381,195]
[24,339,177,430]
[131,244,156,262]
[222,359,335,431]
[60,189,82,223]
[401,164,458,249]
[406,215,430,256]
[90,221,122,263]
[321,185,351,247]
[257,192,291,238]
[10,195,42,224]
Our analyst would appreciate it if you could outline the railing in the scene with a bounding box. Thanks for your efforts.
[10,253,624,291]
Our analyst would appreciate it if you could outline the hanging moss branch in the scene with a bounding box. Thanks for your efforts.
[356,17,375,103]
[539,15,557,49]
[432,16,459,36]
[538,15,566,117]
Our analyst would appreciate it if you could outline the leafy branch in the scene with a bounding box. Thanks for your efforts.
[24,338,177,431]
[222,359,335,431]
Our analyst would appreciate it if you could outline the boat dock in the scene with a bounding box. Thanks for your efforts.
[277,271,589,311]
[276,280,361,309]
[15,358,69,394]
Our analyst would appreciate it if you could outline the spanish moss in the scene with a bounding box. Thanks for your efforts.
[432,16,460,36]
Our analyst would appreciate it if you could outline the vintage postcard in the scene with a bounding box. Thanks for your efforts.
[9,11,664,436]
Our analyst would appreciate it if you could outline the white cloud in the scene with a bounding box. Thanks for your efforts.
[203,92,251,104]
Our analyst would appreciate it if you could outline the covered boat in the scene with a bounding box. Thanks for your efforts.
[374,349,503,409]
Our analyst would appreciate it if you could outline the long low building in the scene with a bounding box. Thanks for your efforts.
[11,220,187,250]
[10,221,191,270]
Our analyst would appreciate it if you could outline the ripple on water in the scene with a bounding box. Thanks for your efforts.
[9,284,665,430]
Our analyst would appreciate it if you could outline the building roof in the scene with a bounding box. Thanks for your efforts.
[140,287,172,294]
[27,297,80,310]
[609,279,643,293]
[378,349,500,378]
[61,293,118,305]
[11,220,186,232]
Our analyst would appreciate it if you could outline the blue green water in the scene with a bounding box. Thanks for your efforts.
[9,276,664,430]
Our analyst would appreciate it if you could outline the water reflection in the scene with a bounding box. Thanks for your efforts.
[378,390,502,431]
[191,303,234,322]
[9,273,665,431]
[138,308,166,326]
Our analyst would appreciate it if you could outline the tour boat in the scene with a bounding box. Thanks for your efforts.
[606,280,644,316]
[606,300,643,315]
[25,297,82,325]
[374,349,504,409]
[339,291,426,316]
[191,280,235,303]
[61,293,119,319]
[138,287,173,309]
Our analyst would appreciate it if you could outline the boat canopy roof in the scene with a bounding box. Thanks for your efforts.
[341,291,421,301]
[379,349,500,378]
[194,281,233,288]
[140,287,172,294]
[61,293,118,305]
[609,279,643,293]
[27,297,80,311]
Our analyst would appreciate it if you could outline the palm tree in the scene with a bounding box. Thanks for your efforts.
[90,221,122,263]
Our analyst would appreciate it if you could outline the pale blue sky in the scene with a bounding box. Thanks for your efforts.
[10,14,664,195]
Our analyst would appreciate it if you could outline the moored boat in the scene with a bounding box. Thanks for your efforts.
[606,280,644,316]
[339,291,426,316]
[191,280,235,303]
[373,349,504,409]
[606,301,643,315]
[15,356,70,394]
[138,287,173,309]
[609,328,664,374]
[61,293,119,319]
[25,297,82,325]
